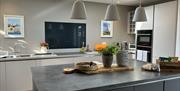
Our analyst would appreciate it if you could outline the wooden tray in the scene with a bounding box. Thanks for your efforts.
[155,60,180,72]
[160,69,180,72]
[157,60,180,68]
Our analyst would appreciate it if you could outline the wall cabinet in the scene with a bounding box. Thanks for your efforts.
[134,81,164,91]
[5,61,37,91]
[152,1,177,62]
[164,78,180,91]
[127,11,136,34]
[135,5,154,30]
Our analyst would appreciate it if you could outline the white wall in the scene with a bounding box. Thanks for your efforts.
[176,0,180,57]
[0,0,134,53]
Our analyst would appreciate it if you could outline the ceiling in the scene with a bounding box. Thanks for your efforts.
[84,0,175,6]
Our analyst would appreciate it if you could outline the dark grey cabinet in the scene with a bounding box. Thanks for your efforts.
[164,78,180,91]
[134,81,164,91]
[89,78,180,91]
[108,87,133,91]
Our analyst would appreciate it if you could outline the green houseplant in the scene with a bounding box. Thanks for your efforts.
[97,44,119,68]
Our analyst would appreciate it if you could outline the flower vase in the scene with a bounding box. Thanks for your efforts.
[40,46,48,53]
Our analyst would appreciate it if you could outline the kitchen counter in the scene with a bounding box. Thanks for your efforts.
[0,52,99,62]
[31,61,180,91]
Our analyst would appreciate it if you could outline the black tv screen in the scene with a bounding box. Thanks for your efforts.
[45,22,86,49]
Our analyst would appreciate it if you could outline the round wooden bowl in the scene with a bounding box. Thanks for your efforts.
[75,62,98,71]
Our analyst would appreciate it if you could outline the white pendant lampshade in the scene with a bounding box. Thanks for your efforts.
[71,0,87,19]
[104,4,120,21]
[133,0,147,22]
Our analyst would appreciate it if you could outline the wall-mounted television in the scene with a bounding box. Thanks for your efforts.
[45,22,86,50]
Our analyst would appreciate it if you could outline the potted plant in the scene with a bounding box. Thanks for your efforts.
[97,44,119,68]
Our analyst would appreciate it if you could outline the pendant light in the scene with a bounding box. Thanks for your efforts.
[71,0,87,20]
[104,0,120,21]
[133,0,147,22]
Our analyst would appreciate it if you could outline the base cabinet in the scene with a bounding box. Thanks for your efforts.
[108,87,133,91]
[106,79,180,91]
[134,81,164,91]
[5,61,37,91]
[0,62,6,91]
[164,78,180,91]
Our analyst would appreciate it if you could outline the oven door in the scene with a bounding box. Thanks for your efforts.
[137,35,152,46]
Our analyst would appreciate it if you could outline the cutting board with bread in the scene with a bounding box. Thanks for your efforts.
[63,62,134,75]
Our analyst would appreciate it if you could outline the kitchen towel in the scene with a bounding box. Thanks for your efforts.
[137,50,143,61]
[142,51,148,62]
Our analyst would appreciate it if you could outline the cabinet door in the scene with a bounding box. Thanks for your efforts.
[152,1,177,62]
[0,62,6,91]
[6,61,37,91]
[135,5,154,30]
[108,87,133,91]
[164,78,180,91]
[176,0,180,57]
[134,81,163,91]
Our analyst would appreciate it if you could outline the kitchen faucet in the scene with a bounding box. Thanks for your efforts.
[9,40,28,55]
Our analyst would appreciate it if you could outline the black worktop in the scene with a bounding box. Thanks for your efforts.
[31,61,180,91]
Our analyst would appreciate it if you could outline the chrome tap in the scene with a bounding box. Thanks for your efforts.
[9,40,28,55]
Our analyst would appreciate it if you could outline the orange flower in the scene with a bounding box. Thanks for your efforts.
[95,44,107,51]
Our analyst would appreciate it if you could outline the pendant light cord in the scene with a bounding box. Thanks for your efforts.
[139,0,142,7]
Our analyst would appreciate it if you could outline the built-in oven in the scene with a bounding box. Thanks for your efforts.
[137,30,152,47]
[136,30,153,63]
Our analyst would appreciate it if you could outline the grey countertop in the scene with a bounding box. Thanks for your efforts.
[31,61,180,91]
[0,52,99,62]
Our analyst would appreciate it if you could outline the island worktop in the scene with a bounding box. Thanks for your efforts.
[31,61,180,91]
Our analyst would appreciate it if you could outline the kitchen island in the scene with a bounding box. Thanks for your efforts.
[31,61,180,91]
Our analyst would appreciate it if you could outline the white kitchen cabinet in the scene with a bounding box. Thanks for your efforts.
[153,1,177,63]
[0,62,6,91]
[176,0,180,58]
[5,61,37,91]
[135,5,154,30]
